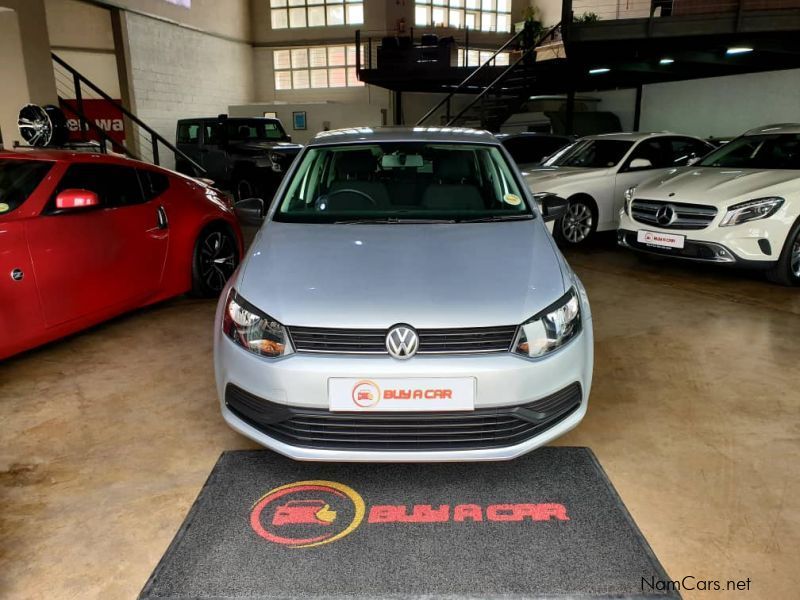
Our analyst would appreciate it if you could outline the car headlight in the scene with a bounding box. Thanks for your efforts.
[222,290,294,358]
[623,186,636,215]
[513,288,581,359]
[720,197,784,227]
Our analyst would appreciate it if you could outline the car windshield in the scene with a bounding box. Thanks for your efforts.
[225,120,288,142]
[698,134,800,169]
[273,142,533,223]
[0,159,53,216]
[544,139,634,168]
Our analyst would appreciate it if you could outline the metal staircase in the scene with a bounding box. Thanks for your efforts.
[416,22,562,131]
[50,52,204,175]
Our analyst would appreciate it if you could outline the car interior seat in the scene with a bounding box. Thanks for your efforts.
[421,152,485,211]
[325,150,390,211]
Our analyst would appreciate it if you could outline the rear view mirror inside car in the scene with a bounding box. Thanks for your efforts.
[381,153,424,169]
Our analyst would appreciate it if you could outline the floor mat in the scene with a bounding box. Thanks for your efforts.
[139,448,679,599]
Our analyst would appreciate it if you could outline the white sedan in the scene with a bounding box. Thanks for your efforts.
[618,124,800,285]
[524,132,713,245]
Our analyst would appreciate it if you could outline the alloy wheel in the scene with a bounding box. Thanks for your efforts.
[561,202,593,243]
[791,236,800,279]
[199,231,236,293]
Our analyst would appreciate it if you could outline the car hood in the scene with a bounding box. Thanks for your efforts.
[230,141,303,155]
[237,220,567,329]
[636,167,800,205]
[523,166,609,190]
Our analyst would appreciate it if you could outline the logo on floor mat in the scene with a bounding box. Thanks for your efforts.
[250,480,365,548]
[251,480,570,548]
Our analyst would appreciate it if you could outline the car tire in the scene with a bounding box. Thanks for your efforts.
[554,196,598,246]
[765,219,800,286]
[191,224,239,298]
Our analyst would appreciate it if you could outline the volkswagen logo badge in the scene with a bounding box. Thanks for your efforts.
[656,204,676,226]
[386,325,419,360]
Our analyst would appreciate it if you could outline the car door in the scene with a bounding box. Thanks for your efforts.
[25,163,169,327]
[613,138,673,221]
[201,120,229,183]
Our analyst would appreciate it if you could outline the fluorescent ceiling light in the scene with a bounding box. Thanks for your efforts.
[726,47,753,55]
[588,67,610,75]
[659,58,674,64]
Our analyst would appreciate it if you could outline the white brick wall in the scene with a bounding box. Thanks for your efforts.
[125,12,254,169]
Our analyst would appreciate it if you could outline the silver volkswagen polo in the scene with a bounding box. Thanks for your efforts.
[214,127,594,462]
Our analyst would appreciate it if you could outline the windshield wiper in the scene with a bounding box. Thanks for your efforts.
[334,217,457,224]
[457,214,535,223]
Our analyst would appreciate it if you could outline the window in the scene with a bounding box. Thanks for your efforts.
[53,164,144,209]
[415,0,512,33]
[177,122,200,144]
[274,45,364,90]
[457,48,509,67]
[274,142,530,223]
[139,170,171,201]
[501,136,572,166]
[545,140,634,169]
[624,139,669,170]
[0,159,53,215]
[699,134,800,169]
[667,137,713,166]
[270,0,363,29]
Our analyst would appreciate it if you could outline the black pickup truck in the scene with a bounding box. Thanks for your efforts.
[175,115,302,200]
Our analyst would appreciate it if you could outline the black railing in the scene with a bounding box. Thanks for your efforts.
[51,52,205,175]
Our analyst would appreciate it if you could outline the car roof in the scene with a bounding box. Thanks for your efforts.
[308,126,498,146]
[743,123,800,135]
[178,116,280,123]
[0,147,169,170]
[495,132,572,140]
[579,131,686,142]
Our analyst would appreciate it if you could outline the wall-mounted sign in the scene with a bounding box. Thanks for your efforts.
[293,111,307,131]
[61,99,125,145]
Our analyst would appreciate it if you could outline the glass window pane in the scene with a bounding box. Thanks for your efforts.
[346,45,357,65]
[273,49,291,70]
[327,4,344,25]
[467,49,480,67]
[415,5,430,25]
[292,69,310,89]
[271,9,288,29]
[450,0,464,7]
[497,13,510,32]
[275,71,292,90]
[497,0,511,11]
[328,67,346,87]
[271,0,287,7]
[346,3,363,24]
[347,67,362,86]
[328,46,346,66]
[481,0,495,10]
[291,48,308,68]
[495,52,509,66]
[480,11,495,31]
[432,6,445,25]
[288,0,305,5]
[308,5,325,26]
[310,69,328,88]
[309,47,327,67]
[289,7,306,28]
[307,0,324,4]
[448,9,463,28]
[466,0,480,9]
[465,11,477,28]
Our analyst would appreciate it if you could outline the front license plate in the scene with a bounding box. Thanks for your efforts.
[329,378,475,412]
[637,229,685,249]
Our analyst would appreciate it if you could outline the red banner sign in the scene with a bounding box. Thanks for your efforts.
[62,99,126,146]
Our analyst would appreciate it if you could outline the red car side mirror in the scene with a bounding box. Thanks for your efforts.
[55,189,100,211]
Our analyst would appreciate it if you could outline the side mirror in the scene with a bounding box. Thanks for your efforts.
[235,197,266,226]
[539,194,568,222]
[55,189,100,211]
[628,158,653,170]
[286,135,292,142]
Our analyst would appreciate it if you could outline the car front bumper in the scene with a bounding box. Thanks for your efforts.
[617,211,785,268]
[214,314,593,462]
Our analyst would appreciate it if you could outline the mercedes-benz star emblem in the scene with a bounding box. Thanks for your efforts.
[656,204,676,226]
[386,325,419,360]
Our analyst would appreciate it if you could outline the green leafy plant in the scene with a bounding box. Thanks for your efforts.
[573,11,601,23]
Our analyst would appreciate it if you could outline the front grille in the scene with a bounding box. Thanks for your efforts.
[632,199,717,230]
[225,383,582,451]
[288,325,518,355]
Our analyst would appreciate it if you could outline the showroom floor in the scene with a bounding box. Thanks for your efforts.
[1,235,798,600]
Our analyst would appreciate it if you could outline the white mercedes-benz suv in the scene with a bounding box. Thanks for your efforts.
[214,127,594,462]
[524,132,713,245]
[618,124,800,285]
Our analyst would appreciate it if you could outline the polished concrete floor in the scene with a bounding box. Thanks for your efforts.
[1,235,798,599]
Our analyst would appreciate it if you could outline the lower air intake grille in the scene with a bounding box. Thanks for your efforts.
[225,382,582,451]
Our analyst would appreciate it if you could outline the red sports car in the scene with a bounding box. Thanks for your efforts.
[0,149,243,360]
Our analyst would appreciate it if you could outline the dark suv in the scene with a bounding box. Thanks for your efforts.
[175,115,302,200]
